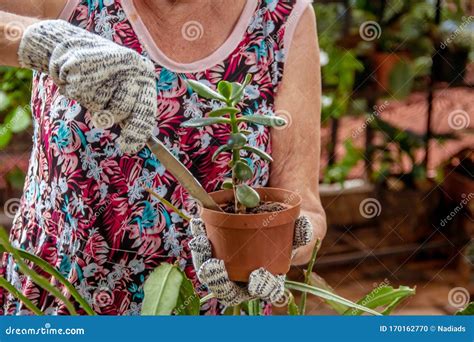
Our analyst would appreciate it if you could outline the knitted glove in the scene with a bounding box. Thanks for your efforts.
[188,216,313,306]
[18,20,157,154]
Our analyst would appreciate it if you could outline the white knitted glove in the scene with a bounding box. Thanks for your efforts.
[18,20,157,154]
[188,217,313,306]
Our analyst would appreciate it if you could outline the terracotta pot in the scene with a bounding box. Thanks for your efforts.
[201,187,301,282]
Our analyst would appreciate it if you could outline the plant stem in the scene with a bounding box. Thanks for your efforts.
[199,293,215,305]
[229,107,243,214]
[0,229,78,315]
[298,239,321,315]
[146,188,191,222]
[0,277,43,315]
[232,303,241,316]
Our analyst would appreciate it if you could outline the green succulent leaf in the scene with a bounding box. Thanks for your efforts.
[238,115,287,127]
[217,81,233,100]
[456,302,474,316]
[233,160,253,181]
[221,179,234,190]
[230,74,253,105]
[235,184,260,208]
[174,267,200,315]
[208,107,240,117]
[142,263,184,315]
[212,145,232,162]
[241,145,273,163]
[187,79,226,102]
[227,133,248,149]
[181,117,231,128]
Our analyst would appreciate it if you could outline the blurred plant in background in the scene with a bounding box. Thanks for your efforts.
[0,67,32,193]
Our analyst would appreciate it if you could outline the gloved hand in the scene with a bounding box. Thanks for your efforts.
[18,20,157,154]
[188,216,313,306]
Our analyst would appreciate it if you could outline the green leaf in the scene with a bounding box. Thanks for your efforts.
[6,106,31,133]
[187,80,226,102]
[239,115,287,128]
[247,299,262,316]
[217,81,233,100]
[227,133,247,149]
[230,74,253,105]
[285,281,382,316]
[235,184,260,208]
[455,302,474,316]
[9,245,95,315]
[0,125,12,149]
[174,268,200,315]
[208,107,240,117]
[181,117,231,128]
[221,178,233,190]
[389,60,415,99]
[343,286,415,316]
[0,277,43,315]
[0,228,78,315]
[233,160,253,181]
[241,145,273,163]
[6,168,25,190]
[212,145,232,162]
[307,273,348,314]
[142,263,184,315]
[287,292,300,315]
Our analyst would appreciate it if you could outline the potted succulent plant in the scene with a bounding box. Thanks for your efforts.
[182,75,300,282]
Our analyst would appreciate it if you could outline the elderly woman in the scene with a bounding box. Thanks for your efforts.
[0,0,325,315]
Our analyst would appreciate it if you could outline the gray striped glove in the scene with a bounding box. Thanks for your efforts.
[18,20,157,154]
[188,217,313,306]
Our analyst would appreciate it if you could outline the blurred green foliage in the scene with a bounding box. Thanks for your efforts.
[314,0,472,185]
[0,67,32,149]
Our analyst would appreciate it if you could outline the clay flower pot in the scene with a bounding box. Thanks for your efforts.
[200,187,301,282]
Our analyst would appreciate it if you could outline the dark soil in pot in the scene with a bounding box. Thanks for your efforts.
[201,187,301,282]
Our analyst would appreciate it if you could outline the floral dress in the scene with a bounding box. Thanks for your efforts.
[1,0,310,315]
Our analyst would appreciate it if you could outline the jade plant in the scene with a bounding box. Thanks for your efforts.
[183,75,286,213]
